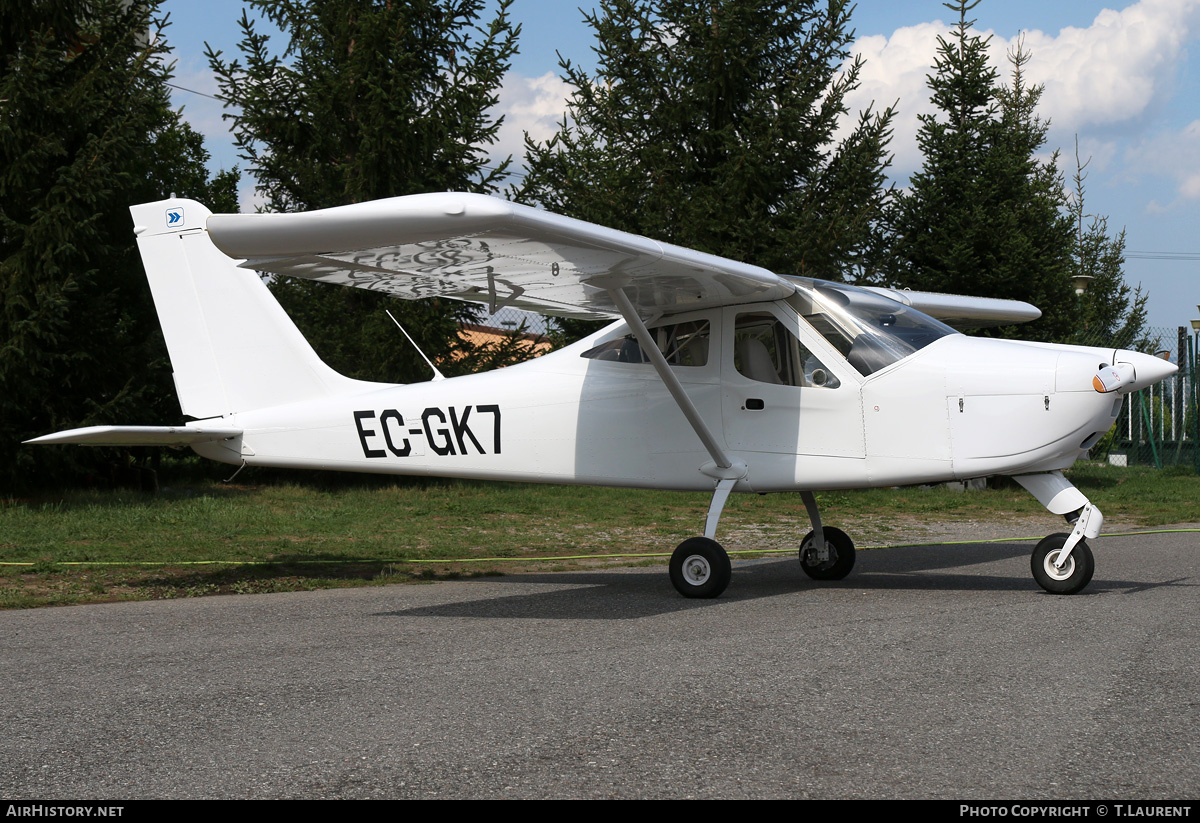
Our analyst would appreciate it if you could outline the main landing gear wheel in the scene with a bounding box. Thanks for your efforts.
[1031,533,1095,595]
[799,526,856,580]
[669,537,732,599]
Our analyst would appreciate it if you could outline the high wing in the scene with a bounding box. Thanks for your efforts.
[207,192,1039,327]
[207,193,793,319]
[861,286,1041,329]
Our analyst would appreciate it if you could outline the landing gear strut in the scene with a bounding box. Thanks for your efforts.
[667,484,857,598]
[797,491,856,581]
[669,478,737,598]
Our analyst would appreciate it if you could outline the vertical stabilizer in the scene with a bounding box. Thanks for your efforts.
[130,198,370,418]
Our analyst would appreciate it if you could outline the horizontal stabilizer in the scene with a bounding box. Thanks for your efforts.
[861,287,1041,329]
[25,425,242,447]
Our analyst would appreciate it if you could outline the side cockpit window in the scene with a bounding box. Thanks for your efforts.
[733,312,840,388]
[582,319,709,367]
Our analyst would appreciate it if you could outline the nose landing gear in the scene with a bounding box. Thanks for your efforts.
[1015,472,1104,595]
[1031,533,1095,594]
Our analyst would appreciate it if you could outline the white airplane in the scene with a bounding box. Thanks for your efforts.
[28,194,1177,597]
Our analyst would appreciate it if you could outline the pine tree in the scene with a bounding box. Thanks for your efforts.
[1068,144,1149,350]
[517,0,894,282]
[1,0,237,491]
[888,1,1075,341]
[208,0,522,382]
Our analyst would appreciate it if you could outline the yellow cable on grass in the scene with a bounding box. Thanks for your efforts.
[3,528,1197,567]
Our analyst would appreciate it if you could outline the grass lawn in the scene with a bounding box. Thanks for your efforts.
[3,462,1197,608]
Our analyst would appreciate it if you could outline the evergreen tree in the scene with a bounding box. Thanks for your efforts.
[1068,144,1149,350]
[1,0,237,491]
[888,1,1075,340]
[517,0,894,282]
[208,0,522,382]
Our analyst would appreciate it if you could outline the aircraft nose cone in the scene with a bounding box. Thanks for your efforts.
[1114,349,1177,392]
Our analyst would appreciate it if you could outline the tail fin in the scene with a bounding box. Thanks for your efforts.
[131,198,370,419]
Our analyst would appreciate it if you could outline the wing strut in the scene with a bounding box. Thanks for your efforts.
[606,285,747,484]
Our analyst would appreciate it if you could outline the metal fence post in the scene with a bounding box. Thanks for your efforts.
[1139,390,1163,469]
[1193,333,1200,476]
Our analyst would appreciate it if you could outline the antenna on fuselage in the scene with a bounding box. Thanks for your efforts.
[385,309,446,382]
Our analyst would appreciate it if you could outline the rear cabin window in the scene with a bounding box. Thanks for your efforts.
[581,319,709,367]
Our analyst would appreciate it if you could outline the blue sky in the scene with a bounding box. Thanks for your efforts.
[159,0,1200,333]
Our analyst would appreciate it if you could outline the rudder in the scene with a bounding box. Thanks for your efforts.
[131,198,370,418]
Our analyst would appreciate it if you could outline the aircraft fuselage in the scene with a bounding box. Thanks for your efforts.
[195,299,1147,496]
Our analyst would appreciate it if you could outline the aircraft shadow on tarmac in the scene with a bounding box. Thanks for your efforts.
[375,541,1193,621]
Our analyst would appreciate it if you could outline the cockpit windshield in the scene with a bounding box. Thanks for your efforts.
[785,277,958,376]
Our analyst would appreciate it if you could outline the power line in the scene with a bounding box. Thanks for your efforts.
[1125,251,1200,261]
[166,82,224,102]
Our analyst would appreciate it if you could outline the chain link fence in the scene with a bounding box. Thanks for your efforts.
[1072,325,1198,472]
[480,306,552,338]
[475,306,605,348]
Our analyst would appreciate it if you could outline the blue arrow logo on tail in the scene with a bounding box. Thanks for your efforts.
[166,207,184,227]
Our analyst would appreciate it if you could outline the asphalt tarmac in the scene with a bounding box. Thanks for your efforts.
[1,529,1196,799]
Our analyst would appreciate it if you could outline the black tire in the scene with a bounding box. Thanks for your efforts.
[669,537,731,598]
[1031,533,1095,595]
[798,526,856,580]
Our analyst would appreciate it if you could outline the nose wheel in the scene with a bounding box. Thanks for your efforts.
[1031,533,1095,594]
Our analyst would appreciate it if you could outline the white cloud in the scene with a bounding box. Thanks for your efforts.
[491,71,571,170]
[840,0,1200,179]
[1180,172,1200,198]
[841,23,951,176]
[1124,118,1200,207]
[1021,0,1200,132]
[239,185,268,214]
